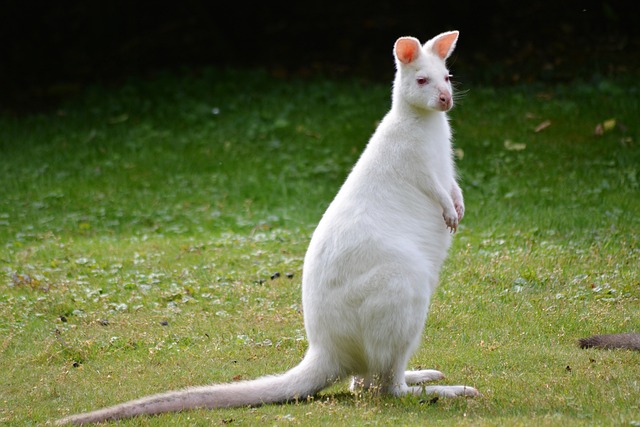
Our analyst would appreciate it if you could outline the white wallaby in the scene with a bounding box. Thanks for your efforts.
[56,30,477,425]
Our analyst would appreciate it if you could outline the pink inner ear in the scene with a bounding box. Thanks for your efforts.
[432,32,458,59]
[395,38,420,64]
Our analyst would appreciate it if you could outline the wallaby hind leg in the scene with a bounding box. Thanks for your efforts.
[405,369,444,384]
[390,367,479,398]
[419,385,479,397]
[349,372,412,396]
[349,369,444,392]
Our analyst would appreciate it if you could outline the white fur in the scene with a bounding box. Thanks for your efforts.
[56,31,477,425]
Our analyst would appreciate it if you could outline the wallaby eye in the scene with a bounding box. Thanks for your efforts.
[416,77,429,85]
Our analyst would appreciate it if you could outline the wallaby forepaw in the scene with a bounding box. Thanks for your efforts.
[454,201,465,222]
[443,212,458,233]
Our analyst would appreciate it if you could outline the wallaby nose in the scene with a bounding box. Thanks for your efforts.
[439,92,452,110]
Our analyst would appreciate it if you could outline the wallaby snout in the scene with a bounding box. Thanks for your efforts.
[438,90,452,111]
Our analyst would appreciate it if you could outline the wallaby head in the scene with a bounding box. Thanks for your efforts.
[393,31,459,112]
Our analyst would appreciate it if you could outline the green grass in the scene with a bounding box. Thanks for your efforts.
[1,69,639,426]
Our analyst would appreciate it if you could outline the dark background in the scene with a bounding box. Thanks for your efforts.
[2,1,638,113]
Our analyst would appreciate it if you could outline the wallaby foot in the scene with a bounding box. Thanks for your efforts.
[405,369,445,384]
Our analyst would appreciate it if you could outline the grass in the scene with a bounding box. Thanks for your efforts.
[1,68,639,426]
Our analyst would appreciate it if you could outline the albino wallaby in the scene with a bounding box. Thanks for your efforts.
[56,30,477,425]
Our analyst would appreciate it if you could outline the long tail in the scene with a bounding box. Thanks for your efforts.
[56,353,335,425]
[578,333,640,350]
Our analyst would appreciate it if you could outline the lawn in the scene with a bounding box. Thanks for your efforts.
[1,69,639,426]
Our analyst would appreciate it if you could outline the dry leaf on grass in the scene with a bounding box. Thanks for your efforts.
[504,140,526,151]
[595,118,616,136]
[534,120,551,133]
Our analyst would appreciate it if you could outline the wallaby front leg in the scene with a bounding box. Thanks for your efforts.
[450,181,464,222]
[434,184,458,232]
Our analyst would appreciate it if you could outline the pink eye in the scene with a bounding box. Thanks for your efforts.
[416,77,429,85]
[445,74,453,82]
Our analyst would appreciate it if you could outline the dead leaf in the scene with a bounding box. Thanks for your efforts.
[108,114,129,124]
[594,123,604,136]
[504,140,526,151]
[534,120,551,133]
[595,118,616,136]
[603,118,616,131]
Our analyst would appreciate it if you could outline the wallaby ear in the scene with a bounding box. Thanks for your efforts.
[426,31,459,60]
[394,37,422,64]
